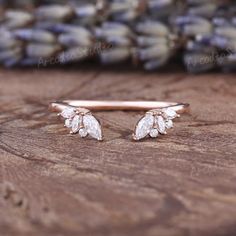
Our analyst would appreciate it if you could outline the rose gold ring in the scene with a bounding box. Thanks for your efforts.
[49,100,190,141]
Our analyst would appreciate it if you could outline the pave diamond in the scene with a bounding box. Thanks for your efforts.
[162,108,177,119]
[165,119,173,129]
[61,107,76,119]
[149,128,159,138]
[79,128,88,138]
[156,115,166,134]
[65,118,72,128]
[134,114,154,140]
[71,115,81,133]
[83,114,102,140]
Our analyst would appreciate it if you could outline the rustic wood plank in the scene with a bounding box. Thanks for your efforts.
[0,68,236,236]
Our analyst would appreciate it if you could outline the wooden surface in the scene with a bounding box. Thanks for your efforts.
[0,68,236,236]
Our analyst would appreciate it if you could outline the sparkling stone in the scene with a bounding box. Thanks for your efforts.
[134,114,154,140]
[156,116,166,134]
[149,129,159,138]
[162,108,177,119]
[79,128,88,138]
[166,120,173,129]
[83,114,102,140]
[71,115,81,133]
[65,118,72,128]
[61,107,76,119]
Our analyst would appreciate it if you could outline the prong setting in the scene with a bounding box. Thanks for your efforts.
[133,107,180,141]
[58,107,103,141]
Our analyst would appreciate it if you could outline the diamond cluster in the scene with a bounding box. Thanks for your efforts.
[133,107,179,140]
[59,107,103,141]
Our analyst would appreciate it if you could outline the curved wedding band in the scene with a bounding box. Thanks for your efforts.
[49,100,190,141]
[49,100,190,113]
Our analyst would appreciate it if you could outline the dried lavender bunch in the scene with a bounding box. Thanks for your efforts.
[0,0,235,72]
[134,20,178,70]
[0,0,68,8]
[0,0,35,9]
[0,1,179,70]
[173,0,236,72]
[96,20,178,70]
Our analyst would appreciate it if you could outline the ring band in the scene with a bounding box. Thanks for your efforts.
[49,100,190,141]
[49,100,190,113]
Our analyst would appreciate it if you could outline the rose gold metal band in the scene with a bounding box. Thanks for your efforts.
[50,100,190,113]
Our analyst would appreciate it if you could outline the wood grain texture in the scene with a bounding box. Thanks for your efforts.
[0,68,236,236]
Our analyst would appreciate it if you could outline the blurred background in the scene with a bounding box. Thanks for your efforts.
[0,0,236,73]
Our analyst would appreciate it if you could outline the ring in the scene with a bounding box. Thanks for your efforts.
[49,100,190,141]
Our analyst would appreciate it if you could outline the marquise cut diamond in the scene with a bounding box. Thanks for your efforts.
[71,115,81,133]
[83,114,102,140]
[134,114,154,140]
[61,107,76,119]
[156,116,166,134]
[162,108,177,119]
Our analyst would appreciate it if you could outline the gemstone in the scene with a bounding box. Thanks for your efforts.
[83,114,102,140]
[166,120,173,129]
[134,114,154,140]
[71,115,81,133]
[79,128,88,138]
[65,118,72,128]
[149,129,159,138]
[61,107,76,119]
[156,116,166,134]
[162,108,177,119]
